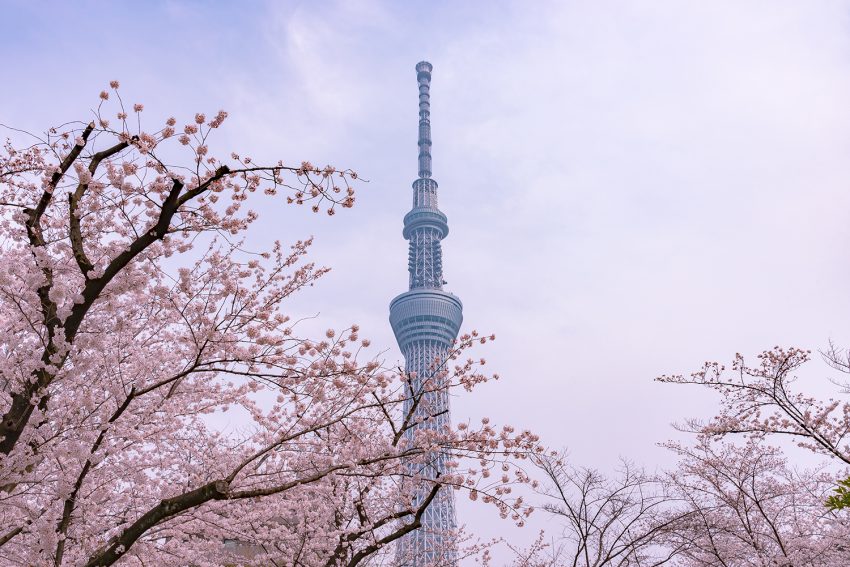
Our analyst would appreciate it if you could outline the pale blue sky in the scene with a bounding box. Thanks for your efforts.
[4,0,850,554]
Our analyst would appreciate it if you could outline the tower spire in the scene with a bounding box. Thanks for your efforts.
[390,61,463,566]
[405,61,447,289]
[416,61,433,178]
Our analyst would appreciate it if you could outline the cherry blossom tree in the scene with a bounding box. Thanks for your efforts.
[0,83,541,566]
[523,455,683,567]
[662,439,848,566]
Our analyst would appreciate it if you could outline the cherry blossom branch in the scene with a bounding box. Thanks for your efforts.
[84,447,425,566]
[54,386,136,566]
[657,347,850,466]
[343,483,441,566]
[68,138,133,277]
[29,122,94,226]
[0,526,23,548]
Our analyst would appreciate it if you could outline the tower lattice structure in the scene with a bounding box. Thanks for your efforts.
[390,61,463,566]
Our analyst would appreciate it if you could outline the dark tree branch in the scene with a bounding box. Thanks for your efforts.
[84,448,421,566]
[84,479,231,567]
[69,139,132,276]
[54,387,136,566]
[345,483,441,567]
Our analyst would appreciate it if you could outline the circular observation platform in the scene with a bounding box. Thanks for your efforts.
[389,289,463,349]
[402,207,449,239]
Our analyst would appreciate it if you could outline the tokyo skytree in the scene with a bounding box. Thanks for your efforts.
[389,61,463,565]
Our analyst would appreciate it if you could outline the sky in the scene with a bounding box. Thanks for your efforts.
[4,0,850,556]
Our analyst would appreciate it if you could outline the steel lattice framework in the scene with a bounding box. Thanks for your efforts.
[389,61,463,566]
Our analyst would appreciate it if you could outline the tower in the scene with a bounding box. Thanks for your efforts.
[390,61,463,565]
